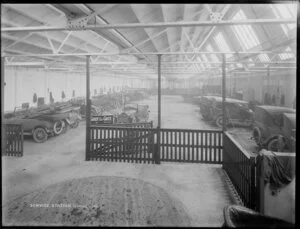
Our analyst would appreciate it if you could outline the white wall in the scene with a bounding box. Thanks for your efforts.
[4,68,153,111]
[4,68,85,111]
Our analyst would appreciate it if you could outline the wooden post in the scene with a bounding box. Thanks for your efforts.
[2,57,5,156]
[85,55,91,161]
[222,54,227,132]
[156,54,162,164]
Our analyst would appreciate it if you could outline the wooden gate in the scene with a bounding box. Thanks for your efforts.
[2,124,24,157]
[87,122,156,163]
[159,129,223,163]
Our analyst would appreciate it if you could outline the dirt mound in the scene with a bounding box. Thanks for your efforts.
[3,176,191,226]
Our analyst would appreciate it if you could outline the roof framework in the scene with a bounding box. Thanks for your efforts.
[1,3,298,79]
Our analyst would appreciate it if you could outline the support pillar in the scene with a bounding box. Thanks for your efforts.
[85,55,91,161]
[156,54,162,164]
[222,54,227,132]
[2,57,5,155]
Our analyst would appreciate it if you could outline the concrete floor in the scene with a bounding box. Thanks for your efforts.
[2,95,241,227]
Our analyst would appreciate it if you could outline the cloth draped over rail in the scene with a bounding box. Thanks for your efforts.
[260,150,295,195]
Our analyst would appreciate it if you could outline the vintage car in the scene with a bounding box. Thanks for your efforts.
[4,118,55,143]
[199,96,253,128]
[252,105,296,152]
[3,107,81,143]
[121,103,150,123]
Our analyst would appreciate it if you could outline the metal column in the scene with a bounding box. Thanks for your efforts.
[85,55,91,161]
[222,54,227,132]
[156,54,162,164]
[1,57,5,155]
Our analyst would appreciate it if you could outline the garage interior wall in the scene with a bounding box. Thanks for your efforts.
[4,67,151,112]
[201,69,296,108]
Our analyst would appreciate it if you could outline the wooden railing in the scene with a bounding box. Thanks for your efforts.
[87,126,156,163]
[100,122,153,128]
[223,132,257,210]
[2,124,24,157]
[159,129,223,163]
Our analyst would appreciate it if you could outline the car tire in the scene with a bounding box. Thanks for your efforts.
[267,137,286,152]
[53,120,65,135]
[215,115,225,128]
[267,138,280,152]
[33,127,48,143]
[252,127,262,144]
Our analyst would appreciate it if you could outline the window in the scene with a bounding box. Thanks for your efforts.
[279,46,294,60]
[258,54,270,62]
[231,10,260,50]
[206,44,219,62]
[270,4,297,35]
[214,32,233,58]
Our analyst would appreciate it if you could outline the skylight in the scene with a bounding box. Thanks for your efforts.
[206,44,219,62]
[231,10,260,50]
[279,46,294,60]
[258,54,270,62]
[270,4,297,35]
[214,32,233,58]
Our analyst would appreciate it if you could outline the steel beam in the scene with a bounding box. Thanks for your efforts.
[222,54,227,132]
[85,55,91,161]
[3,50,295,58]
[1,57,5,155]
[157,54,162,164]
[56,31,73,53]
[2,18,295,33]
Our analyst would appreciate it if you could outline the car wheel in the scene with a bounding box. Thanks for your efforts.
[33,127,48,143]
[267,137,286,152]
[252,127,261,144]
[215,115,225,128]
[267,138,281,152]
[53,120,65,135]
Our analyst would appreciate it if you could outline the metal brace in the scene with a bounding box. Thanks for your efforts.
[67,12,97,29]
[210,12,223,23]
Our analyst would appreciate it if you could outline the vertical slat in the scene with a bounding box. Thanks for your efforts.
[120,129,123,162]
[213,132,216,163]
[98,128,101,161]
[174,131,177,161]
[183,131,186,162]
[192,132,195,162]
[202,132,204,162]
[113,129,116,162]
[206,132,208,163]
[141,129,144,164]
[196,131,199,162]
[209,132,212,163]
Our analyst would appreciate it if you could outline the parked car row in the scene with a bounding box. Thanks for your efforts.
[198,95,296,153]
[199,96,253,128]
[4,103,82,143]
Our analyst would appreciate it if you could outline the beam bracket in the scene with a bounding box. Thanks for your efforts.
[67,12,97,29]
